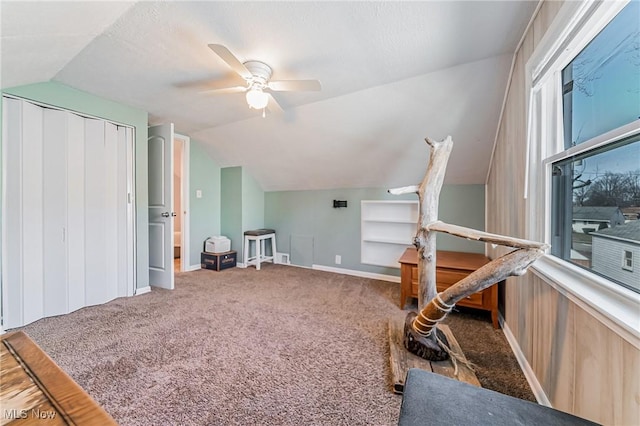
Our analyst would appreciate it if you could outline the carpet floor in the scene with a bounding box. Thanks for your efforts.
[17,264,534,425]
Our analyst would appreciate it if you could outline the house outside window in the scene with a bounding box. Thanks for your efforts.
[526,0,640,340]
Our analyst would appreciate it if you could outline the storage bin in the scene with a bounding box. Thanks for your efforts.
[201,251,236,271]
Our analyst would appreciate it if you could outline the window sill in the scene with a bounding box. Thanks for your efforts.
[531,255,640,348]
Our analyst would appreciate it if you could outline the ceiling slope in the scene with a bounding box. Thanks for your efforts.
[0,1,135,89]
[1,1,538,190]
[193,54,513,191]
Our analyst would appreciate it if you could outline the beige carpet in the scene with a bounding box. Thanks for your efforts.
[17,264,534,425]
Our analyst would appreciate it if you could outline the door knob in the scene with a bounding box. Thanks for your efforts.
[161,212,170,218]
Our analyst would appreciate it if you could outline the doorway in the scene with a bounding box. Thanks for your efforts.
[174,134,190,272]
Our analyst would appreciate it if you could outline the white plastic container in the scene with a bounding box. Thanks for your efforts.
[205,236,231,253]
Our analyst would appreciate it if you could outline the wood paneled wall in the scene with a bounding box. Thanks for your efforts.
[486,1,639,424]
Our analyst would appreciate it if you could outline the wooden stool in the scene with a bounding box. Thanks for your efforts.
[243,229,277,270]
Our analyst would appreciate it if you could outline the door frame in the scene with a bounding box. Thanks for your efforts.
[174,133,190,272]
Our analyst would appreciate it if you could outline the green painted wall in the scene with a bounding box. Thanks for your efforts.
[188,140,221,267]
[242,169,265,232]
[220,166,265,263]
[264,185,486,276]
[1,82,150,289]
[241,169,265,261]
[221,167,243,259]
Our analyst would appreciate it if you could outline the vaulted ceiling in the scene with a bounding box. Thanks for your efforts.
[1,1,538,191]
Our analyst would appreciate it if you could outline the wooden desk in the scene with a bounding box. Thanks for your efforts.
[398,248,499,328]
[1,331,116,425]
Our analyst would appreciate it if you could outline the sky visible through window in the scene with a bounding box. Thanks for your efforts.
[566,1,640,149]
[559,2,640,291]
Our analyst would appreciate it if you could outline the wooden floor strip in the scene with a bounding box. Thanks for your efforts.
[388,314,480,394]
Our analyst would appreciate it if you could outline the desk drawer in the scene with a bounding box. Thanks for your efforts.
[411,266,418,281]
[437,269,469,286]
[456,291,484,308]
[412,268,469,287]
[411,280,419,296]
[412,282,483,308]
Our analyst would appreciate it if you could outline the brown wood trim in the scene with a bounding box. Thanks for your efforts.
[2,331,117,425]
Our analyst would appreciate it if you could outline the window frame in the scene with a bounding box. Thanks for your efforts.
[622,250,633,272]
[524,0,640,346]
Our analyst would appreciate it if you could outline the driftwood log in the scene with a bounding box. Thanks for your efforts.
[390,136,548,361]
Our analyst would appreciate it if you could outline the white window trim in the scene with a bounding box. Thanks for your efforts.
[622,250,633,272]
[525,0,640,349]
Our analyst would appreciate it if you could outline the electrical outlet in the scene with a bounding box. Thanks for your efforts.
[196,190,202,198]
[335,255,341,265]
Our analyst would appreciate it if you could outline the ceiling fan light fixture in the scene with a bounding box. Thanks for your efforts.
[246,87,269,110]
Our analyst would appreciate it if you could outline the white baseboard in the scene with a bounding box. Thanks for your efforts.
[184,264,201,272]
[236,262,246,268]
[500,314,551,407]
[135,286,151,296]
[311,264,400,283]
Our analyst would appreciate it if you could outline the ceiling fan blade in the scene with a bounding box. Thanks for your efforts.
[267,80,322,92]
[200,86,247,95]
[189,75,247,91]
[208,44,252,80]
[266,93,284,114]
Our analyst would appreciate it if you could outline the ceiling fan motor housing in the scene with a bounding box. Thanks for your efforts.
[244,61,273,89]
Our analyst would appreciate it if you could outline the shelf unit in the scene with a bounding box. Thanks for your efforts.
[361,200,419,268]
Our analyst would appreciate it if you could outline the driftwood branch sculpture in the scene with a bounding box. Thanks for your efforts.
[389,136,548,361]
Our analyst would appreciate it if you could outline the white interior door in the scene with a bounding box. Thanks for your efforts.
[148,124,174,289]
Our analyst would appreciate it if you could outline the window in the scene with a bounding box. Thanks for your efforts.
[549,1,640,294]
[560,2,640,147]
[526,0,640,339]
[551,135,640,292]
[623,250,633,272]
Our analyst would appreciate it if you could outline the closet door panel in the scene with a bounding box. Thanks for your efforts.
[126,127,136,294]
[117,127,130,296]
[21,102,45,325]
[2,97,136,328]
[104,122,119,301]
[84,119,108,306]
[2,98,24,328]
[67,113,86,312]
[43,109,68,317]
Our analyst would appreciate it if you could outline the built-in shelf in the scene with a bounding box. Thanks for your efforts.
[361,200,418,268]
[362,219,417,224]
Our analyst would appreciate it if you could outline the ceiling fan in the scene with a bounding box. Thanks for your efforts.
[204,44,322,116]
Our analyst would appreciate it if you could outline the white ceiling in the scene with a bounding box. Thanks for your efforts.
[1,1,538,191]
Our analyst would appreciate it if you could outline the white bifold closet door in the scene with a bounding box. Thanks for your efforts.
[2,97,135,329]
